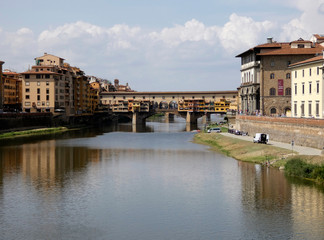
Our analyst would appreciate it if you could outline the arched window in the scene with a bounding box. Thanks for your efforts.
[269,88,276,96]
[285,87,291,96]
[270,73,275,79]
[286,73,291,79]
[270,108,277,114]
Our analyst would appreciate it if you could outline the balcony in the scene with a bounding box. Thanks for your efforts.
[241,61,260,71]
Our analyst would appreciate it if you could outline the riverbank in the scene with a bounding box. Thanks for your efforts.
[0,127,69,140]
[194,132,324,183]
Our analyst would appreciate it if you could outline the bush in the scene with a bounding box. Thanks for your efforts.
[285,158,324,181]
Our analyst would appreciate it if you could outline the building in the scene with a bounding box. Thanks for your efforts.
[0,60,4,109]
[236,37,324,116]
[112,79,134,92]
[21,53,75,115]
[2,70,22,111]
[290,55,324,118]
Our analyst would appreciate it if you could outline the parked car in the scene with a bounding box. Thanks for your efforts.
[208,127,221,133]
[253,133,269,144]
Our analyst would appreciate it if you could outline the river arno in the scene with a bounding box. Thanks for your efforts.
[0,117,324,240]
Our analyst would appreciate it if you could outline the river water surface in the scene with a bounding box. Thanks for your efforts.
[0,116,324,239]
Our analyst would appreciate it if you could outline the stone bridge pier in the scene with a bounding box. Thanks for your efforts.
[132,112,155,125]
[178,111,205,124]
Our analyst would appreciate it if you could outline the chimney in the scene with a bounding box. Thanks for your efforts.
[267,37,273,44]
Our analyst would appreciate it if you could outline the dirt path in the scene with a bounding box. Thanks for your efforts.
[221,133,323,156]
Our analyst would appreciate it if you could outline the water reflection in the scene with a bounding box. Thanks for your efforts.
[0,120,324,239]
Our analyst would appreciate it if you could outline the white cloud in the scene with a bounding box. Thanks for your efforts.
[280,0,324,41]
[218,13,275,54]
[149,19,220,47]
[1,4,322,91]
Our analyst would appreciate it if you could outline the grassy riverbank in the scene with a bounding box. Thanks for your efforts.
[194,133,292,164]
[0,127,69,140]
[194,132,324,183]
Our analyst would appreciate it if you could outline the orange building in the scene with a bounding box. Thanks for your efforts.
[0,60,4,109]
[2,70,22,111]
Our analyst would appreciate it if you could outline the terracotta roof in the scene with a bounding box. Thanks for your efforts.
[313,34,324,40]
[254,42,284,48]
[3,71,19,75]
[289,55,324,67]
[101,90,238,95]
[35,53,65,60]
[21,70,60,74]
[257,44,324,56]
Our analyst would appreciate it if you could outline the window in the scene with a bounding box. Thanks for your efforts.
[294,84,297,95]
[25,81,30,86]
[285,88,291,96]
[294,101,297,116]
[302,83,305,94]
[301,101,305,116]
[309,82,312,94]
[37,95,40,101]
[295,71,297,78]
[25,88,30,93]
[269,88,276,96]
[37,88,40,94]
[317,67,320,75]
[46,81,49,86]
[286,73,291,79]
[25,95,30,100]
[317,81,320,93]
[46,95,49,101]
[316,101,320,116]
[298,44,305,48]
[45,74,50,79]
[308,101,312,117]
[25,74,30,79]
[46,88,49,94]
[270,108,277,114]
[302,70,304,77]
[37,102,40,106]
[25,102,30,106]
[309,68,312,76]
[270,61,275,67]
[270,73,275,79]
[37,81,40,86]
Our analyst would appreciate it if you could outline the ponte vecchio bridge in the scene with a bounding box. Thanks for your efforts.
[100,90,238,125]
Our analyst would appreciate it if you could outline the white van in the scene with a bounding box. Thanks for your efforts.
[253,133,269,144]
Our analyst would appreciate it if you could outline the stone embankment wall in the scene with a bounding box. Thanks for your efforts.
[0,113,53,132]
[236,115,324,149]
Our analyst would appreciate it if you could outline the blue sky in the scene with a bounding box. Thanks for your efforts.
[1,0,323,91]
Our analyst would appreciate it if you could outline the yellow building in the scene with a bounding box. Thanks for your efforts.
[290,55,324,118]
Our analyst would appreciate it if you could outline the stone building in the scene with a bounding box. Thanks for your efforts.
[21,53,75,114]
[236,37,324,116]
[290,55,324,118]
[20,53,97,115]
